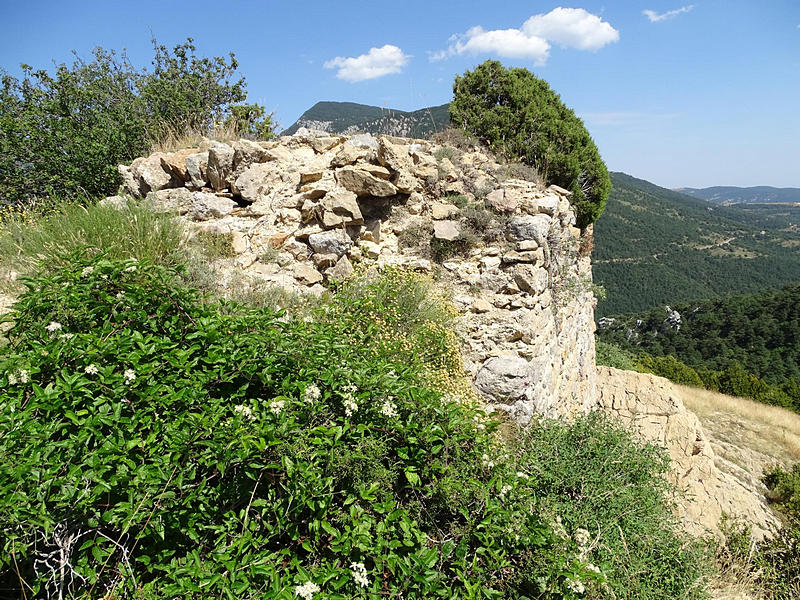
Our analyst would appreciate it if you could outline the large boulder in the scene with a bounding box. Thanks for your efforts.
[320,189,363,227]
[507,214,552,244]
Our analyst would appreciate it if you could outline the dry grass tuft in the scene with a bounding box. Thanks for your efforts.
[678,385,800,466]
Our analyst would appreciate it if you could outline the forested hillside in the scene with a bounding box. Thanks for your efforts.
[597,285,800,387]
[593,173,800,316]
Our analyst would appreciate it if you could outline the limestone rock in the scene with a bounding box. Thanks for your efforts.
[536,195,559,216]
[308,229,353,256]
[311,253,338,269]
[471,298,492,313]
[321,189,363,227]
[336,166,397,197]
[331,144,368,167]
[326,255,354,281]
[433,220,461,241]
[431,203,460,220]
[597,367,780,539]
[188,193,236,221]
[134,153,173,194]
[146,188,194,214]
[294,263,324,286]
[486,188,518,213]
[474,356,530,402]
[507,214,552,244]
[99,195,129,210]
[118,164,144,197]
[185,152,209,189]
[160,148,198,183]
[232,139,269,170]
[207,142,235,191]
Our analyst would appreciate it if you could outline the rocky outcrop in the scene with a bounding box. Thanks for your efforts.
[115,128,597,421]
[597,366,779,539]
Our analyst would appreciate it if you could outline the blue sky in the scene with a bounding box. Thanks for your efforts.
[1,1,798,189]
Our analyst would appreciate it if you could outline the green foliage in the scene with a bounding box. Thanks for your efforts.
[595,340,638,371]
[593,173,800,317]
[718,466,800,599]
[0,38,273,205]
[514,412,709,599]
[0,255,711,598]
[450,60,610,228]
[636,354,705,387]
[225,103,277,139]
[597,285,800,411]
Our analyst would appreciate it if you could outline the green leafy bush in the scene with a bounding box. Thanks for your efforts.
[450,60,610,228]
[0,257,711,598]
[0,256,557,599]
[0,38,273,205]
[514,413,709,599]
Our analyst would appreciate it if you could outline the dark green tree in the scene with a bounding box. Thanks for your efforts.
[450,60,611,228]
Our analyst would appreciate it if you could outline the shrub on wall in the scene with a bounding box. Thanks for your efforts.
[0,38,274,206]
[450,60,611,228]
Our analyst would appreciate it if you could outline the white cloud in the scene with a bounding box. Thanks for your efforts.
[522,7,620,51]
[324,45,410,82]
[643,5,694,22]
[431,8,618,64]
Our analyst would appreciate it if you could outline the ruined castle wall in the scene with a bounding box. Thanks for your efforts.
[113,129,598,421]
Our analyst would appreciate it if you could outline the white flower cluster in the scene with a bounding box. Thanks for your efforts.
[294,581,319,600]
[84,364,99,375]
[350,562,369,588]
[498,484,512,500]
[585,563,601,575]
[59,333,74,340]
[516,471,530,480]
[565,577,585,595]
[380,399,398,418]
[234,404,254,420]
[342,385,359,417]
[124,265,137,273]
[269,399,285,415]
[124,368,136,384]
[551,516,568,540]
[45,321,62,333]
[482,453,495,469]
[343,395,359,417]
[7,369,30,385]
[81,266,94,277]
[303,383,321,404]
[574,528,591,548]
[473,414,486,431]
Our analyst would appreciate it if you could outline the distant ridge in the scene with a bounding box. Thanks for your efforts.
[282,101,449,138]
[676,185,800,205]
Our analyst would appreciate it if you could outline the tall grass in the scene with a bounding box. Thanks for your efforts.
[0,199,184,292]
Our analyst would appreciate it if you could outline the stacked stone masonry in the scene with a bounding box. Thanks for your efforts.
[113,129,597,422]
